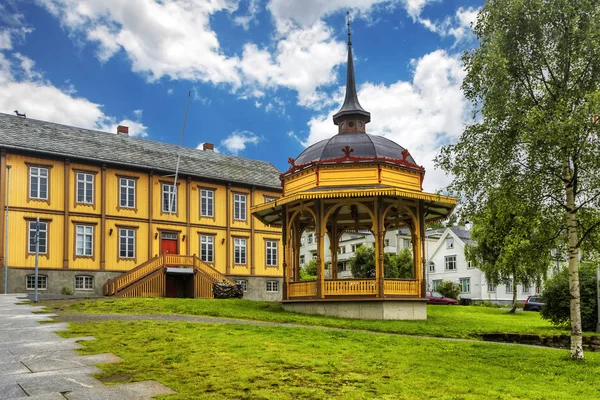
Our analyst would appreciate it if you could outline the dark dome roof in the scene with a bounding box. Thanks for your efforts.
[295,133,416,165]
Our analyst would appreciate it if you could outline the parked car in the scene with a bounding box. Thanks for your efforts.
[426,290,458,305]
[524,296,545,311]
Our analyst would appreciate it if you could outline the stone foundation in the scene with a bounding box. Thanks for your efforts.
[282,299,427,320]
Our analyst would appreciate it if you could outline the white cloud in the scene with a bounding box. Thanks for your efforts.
[233,0,261,30]
[418,6,480,45]
[304,50,468,192]
[36,0,242,86]
[221,130,261,154]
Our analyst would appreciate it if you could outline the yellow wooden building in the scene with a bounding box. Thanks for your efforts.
[0,116,282,299]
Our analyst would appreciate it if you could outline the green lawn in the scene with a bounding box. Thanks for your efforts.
[44,297,575,339]
[62,320,600,400]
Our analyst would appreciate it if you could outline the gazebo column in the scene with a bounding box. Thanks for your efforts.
[329,219,339,279]
[282,205,289,300]
[374,198,384,297]
[419,200,427,297]
[316,200,326,298]
[293,225,302,282]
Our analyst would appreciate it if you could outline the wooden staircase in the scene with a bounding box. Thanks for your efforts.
[104,255,236,298]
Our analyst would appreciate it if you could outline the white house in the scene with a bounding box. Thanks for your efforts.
[426,226,538,304]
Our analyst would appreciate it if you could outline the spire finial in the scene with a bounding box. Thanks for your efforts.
[347,11,352,46]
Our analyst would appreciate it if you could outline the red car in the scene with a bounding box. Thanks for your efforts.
[426,290,458,305]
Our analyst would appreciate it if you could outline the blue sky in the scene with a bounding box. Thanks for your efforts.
[0,0,483,191]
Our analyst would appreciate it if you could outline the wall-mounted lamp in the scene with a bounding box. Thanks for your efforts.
[109,228,113,236]
[221,238,225,245]
[154,232,158,239]
[182,235,186,242]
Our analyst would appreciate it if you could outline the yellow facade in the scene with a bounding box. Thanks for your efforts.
[0,151,282,280]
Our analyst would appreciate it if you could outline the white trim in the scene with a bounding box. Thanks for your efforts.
[76,172,94,204]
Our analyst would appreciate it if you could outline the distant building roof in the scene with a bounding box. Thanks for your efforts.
[0,113,281,190]
[448,226,472,244]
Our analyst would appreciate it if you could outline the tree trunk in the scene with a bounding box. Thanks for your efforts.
[564,159,584,360]
[509,282,517,313]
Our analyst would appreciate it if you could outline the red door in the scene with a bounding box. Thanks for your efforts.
[161,233,178,255]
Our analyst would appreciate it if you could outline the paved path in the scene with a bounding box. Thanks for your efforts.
[0,295,175,399]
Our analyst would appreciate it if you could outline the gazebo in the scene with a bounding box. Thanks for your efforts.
[252,21,456,320]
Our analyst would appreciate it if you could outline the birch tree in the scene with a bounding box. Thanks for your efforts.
[437,0,600,360]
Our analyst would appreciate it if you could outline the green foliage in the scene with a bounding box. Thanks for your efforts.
[542,262,599,332]
[61,286,74,295]
[300,259,317,281]
[436,281,461,300]
[349,246,413,279]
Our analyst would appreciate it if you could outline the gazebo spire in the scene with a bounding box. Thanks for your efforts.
[333,11,371,133]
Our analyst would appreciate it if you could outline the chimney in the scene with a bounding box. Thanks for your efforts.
[203,143,214,151]
[117,125,129,135]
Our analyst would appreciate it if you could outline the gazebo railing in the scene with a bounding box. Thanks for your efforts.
[324,279,376,295]
[384,279,420,295]
[287,279,421,298]
[288,281,318,297]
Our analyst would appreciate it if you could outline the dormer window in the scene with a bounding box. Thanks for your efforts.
[348,121,355,128]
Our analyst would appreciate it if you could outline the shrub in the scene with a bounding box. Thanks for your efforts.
[300,259,317,281]
[541,262,598,332]
[61,286,74,295]
[436,280,461,300]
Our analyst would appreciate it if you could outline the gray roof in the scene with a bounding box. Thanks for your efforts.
[0,113,282,190]
[294,133,417,165]
[449,226,472,244]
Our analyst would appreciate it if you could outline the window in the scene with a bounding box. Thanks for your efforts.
[76,172,94,204]
[338,246,346,254]
[505,279,514,294]
[234,238,247,264]
[445,255,456,271]
[265,196,277,203]
[488,282,496,292]
[299,255,305,265]
[75,225,93,256]
[119,228,135,259]
[266,280,279,292]
[200,235,214,263]
[467,261,474,269]
[307,234,313,244]
[351,244,360,252]
[384,239,390,247]
[236,279,248,292]
[28,221,47,254]
[119,178,136,208]
[522,284,530,294]
[446,237,454,249]
[428,261,435,272]
[75,275,94,290]
[234,193,246,220]
[266,241,278,266]
[312,253,317,260]
[460,278,470,293]
[403,238,411,248]
[30,167,49,200]
[162,184,177,213]
[339,262,348,272]
[200,189,214,217]
[26,275,47,290]
[432,279,442,290]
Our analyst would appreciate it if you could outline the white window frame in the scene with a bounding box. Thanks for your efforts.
[403,238,411,248]
[236,279,248,292]
[119,178,136,208]
[428,261,435,273]
[265,196,277,203]
[119,228,135,259]
[446,237,454,249]
[75,275,94,291]
[200,235,214,263]
[75,225,94,256]
[26,275,47,290]
[29,167,49,200]
[384,239,390,247]
[488,282,496,292]
[506,279,514,294]
[460,277,470,293]
[234,193,247,220]
[234,238,247,264]
[351,244,360,252]
[28,221,47,254]
[299,255,305,265]
[266,240,278,266]
[522,283,530,294]
[445,255,457,271]
[266,280,279,292]
[76,172,94,204]
[200,189,214,217]
[162,184,177,213]
[432,279,442,290]
[307,234,313,245]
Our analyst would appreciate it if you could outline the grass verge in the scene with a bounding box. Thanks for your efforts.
[62,320,600,400]
[43,297,577,339]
